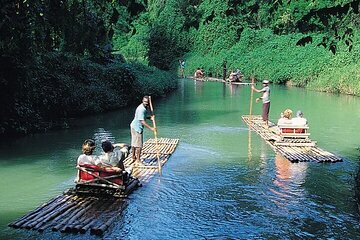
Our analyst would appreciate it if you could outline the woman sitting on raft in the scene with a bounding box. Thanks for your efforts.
[77,139,101,166]
[77,139,127,172]
[277,109,293,125]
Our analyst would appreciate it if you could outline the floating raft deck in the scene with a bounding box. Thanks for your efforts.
[9,138,179,236]
[242,115,342,163]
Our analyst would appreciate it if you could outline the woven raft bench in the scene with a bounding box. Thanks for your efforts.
[242,115,342,163]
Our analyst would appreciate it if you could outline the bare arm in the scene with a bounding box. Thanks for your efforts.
[251,85,262,93]
[113,143,129,148]
[141,119,155,132]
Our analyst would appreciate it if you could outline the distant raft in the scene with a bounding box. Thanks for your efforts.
[242,115,342,163]
[189,76,253,85]
[8,138,179,236]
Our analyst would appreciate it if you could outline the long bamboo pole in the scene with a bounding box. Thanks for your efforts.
[249,76,255,122]
[248,77,255,160]
[149,96,162,175]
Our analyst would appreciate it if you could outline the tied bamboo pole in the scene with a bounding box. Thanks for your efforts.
[149,96,162,175]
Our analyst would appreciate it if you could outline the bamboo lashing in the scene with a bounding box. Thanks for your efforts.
[149,96,162,175]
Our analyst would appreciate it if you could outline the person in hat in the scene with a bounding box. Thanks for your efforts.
[251,80,271,126]
[292,110,308,126]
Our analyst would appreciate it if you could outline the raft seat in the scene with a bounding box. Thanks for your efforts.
[278,125,310,140]
[77,164,125,187]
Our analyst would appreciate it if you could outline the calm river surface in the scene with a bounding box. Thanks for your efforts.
[1,79,359,239]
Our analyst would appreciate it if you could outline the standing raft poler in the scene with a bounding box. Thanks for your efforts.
[251,80,271,127]
[179,59,185,78]
[130,96,156,165]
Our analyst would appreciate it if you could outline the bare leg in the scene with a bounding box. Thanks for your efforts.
[132,147,137,162]
[136,147,142,164]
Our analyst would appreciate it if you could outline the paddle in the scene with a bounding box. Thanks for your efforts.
[149,96,162,175]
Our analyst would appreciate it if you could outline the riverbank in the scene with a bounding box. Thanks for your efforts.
[0,52,177,137]
[183,28,360,96]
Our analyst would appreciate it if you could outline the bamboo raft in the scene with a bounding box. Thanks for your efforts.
[242,115,342,163]
[9,138,179,235]
[189,76,253,85]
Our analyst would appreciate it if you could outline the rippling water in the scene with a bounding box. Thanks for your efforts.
[1,79,359,239]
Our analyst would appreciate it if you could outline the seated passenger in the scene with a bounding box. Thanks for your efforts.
[228,69,242,82]
[194,68,204,78]
[292,110,308,126]
[277,109,293,125]
[229,70,236,81]
[77,139,101,166]
[99,140,132,176]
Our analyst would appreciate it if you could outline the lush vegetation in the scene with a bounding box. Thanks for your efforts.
[0,0,177,136]
[180,0,360,94]
[1,0,360,136]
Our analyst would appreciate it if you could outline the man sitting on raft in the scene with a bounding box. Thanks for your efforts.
[99,140,133,179]
[292,110,308,126]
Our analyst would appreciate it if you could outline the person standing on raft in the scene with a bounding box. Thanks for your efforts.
[251,80,271,126]
[130,96,156,165]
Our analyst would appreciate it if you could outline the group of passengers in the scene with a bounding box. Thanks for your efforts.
[277,109,308,126]
[228,69,243,82]
[76,139,132,179]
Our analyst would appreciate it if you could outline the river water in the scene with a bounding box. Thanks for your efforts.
[0,79,359,239]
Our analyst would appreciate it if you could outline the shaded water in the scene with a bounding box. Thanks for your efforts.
[1,79,359,239]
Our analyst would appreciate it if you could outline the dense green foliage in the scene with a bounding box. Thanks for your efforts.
[1,0,360,136]
[177,0,360,94]
[114,0,359,94]
[0,0,177,136]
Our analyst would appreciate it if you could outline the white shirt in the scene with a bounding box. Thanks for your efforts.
[292,117,307,126]
[99,147,128,167]
[77,154,101,166]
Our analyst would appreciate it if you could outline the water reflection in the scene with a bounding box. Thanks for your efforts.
[270,154,308,212]
[194,79,204,95]
[93,128,116,152]
[274,154,308,186]
[228,83,239,96]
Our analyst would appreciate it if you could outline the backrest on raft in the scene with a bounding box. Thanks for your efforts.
[77,164,124,185]
[277,125,310,139]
